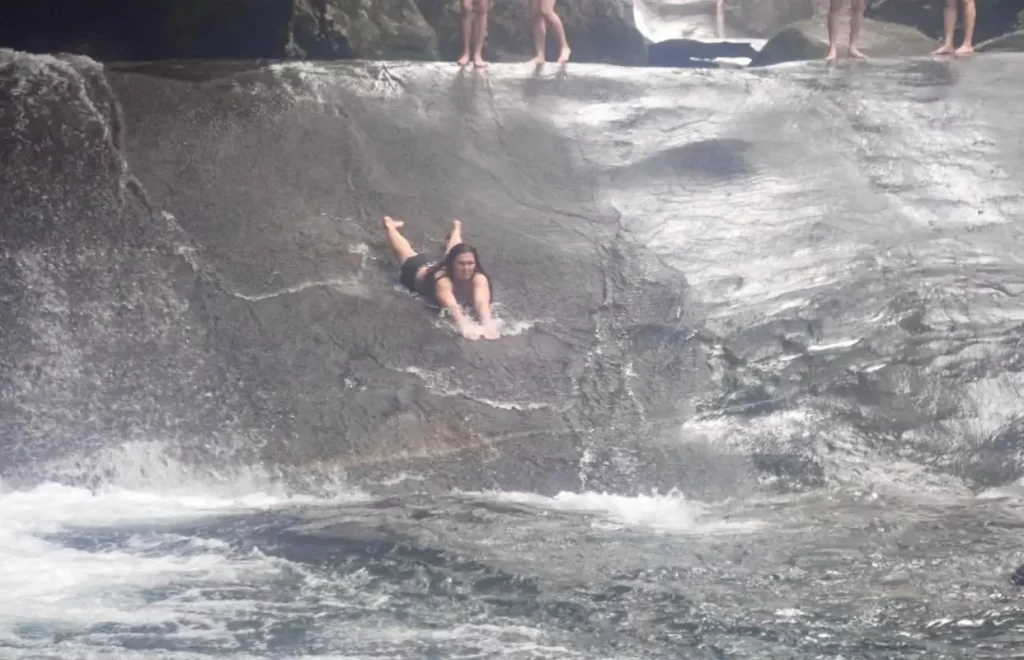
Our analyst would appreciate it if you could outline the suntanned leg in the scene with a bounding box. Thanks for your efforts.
[955,0,975,54]
[458,0,473,65]
[529,0,546,64]
[541,0,571,63]
[932,0,957,54]
[472,0,489,67]
[445,219,464,254]
[383,216,416,263]
[826,0,842,62]
[848,0,866,58]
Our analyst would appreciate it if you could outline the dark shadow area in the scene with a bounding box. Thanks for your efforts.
[0,0,295,61]
[610,139,755,182]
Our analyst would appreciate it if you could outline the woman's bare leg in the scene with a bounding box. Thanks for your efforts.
[955,0,975,54]
[383,216,416,263]
[444,219,464,254]
[848,0,866,58]
[458,0,473,65]
[472,0,489,67]
[932,0,957,54]
[530,0,546,63]
[540,0,571,63]
[825,0,842,62]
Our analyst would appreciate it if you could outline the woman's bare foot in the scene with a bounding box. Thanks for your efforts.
[848,46,866,59]
[825,48,838,62]
[954,44,974,56]
[932,43,955,55]
[457,53,471,66]
[557,47,571,64]
[528,54,544,65]
[473,54,487,68]
[383,216,404,230]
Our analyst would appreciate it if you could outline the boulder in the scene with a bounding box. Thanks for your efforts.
[751,17,936,66]
[976,29,1024,53]
[415,0,647,64]
[722,0,814,38]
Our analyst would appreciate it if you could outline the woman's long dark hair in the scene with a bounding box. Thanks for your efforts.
[428,242,492,299]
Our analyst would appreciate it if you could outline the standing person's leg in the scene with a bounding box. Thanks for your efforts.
[955,0,976,54]
[472,0,490,67]
[825,0,843,62]
[932,0,958,55]
[530,0,546,64]
[542,0,571,64]
[847,0,866,59]
[458,0,473,65]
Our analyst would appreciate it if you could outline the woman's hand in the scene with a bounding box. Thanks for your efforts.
[461,324,484,340]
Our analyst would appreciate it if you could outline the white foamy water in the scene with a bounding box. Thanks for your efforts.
[0,460,368,657]
[463,488,764,534]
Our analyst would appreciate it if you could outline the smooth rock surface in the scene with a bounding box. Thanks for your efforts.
[4,49,1024,499]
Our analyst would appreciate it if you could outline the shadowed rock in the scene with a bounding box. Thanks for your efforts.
[751,17,935,65]
[977,29,1024,53]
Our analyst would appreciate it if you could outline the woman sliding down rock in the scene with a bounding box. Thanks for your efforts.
[383,216,500,340]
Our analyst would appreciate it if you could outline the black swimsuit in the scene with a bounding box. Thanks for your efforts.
[399,255,489,309]
[399,254,432,293]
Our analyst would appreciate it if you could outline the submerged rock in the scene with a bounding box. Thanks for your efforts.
[751,17,935,66]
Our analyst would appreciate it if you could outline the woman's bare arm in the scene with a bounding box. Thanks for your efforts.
[473,274,499,338]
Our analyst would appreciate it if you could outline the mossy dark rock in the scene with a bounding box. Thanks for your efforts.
[976,29,1024,53]
[751,17,936,66]
[163,0,296,58]
[288,0,439,59]
[417,0,647,64]
[722,0,814,38]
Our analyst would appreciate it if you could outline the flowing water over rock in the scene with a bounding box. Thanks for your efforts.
[3,48,1024,658]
